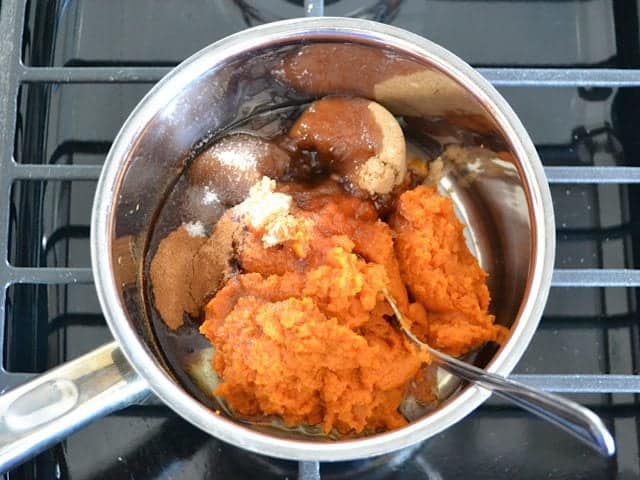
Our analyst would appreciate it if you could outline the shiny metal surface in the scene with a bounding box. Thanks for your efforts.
[19,66,640,87]
[0,343,149,473]
[544,166,640,183]
[478,67,640,87]
[0,17,555,466]
[383,292,615,457]
[17,66,640,87]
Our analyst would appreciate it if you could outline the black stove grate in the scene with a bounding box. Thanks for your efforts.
[2,0,640,478]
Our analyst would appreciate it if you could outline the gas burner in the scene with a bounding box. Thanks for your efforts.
[230,0,403,26]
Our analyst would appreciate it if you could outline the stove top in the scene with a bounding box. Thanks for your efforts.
[1,1,640,479]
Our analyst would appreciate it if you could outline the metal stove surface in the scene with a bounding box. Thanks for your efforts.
[1,1,640,479]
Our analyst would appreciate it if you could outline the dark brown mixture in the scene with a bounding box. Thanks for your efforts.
[276,43,499,136]
[288,96,382,177]
[275,44,422,98]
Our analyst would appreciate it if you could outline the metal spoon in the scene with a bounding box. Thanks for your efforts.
[383,292,616,457]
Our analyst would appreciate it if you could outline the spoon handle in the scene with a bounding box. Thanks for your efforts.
[382,291,615,456]
[433,350,615,457]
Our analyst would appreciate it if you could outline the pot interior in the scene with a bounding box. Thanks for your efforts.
[107,36,533,440]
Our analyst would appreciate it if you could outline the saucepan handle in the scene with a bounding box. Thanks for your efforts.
[0,341,149,473]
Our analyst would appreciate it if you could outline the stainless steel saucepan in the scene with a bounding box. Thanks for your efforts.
[0,17,556,471]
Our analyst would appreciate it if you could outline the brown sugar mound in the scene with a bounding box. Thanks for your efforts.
[200,195,425,434]
[390,185,507,356]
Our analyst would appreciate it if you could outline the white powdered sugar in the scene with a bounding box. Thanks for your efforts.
[183,221,206,238]
[202,186,220,205]
[211,135,268,172]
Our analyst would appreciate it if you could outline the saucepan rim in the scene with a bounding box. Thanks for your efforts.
[90,17,555,461]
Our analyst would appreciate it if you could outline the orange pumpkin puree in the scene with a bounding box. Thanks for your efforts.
[199,186,506,434]
[390,185,508,357]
